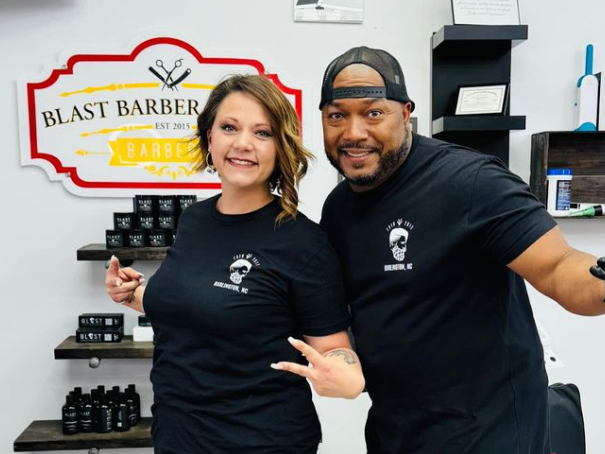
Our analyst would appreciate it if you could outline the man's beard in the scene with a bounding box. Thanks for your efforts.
[326,128,411,188]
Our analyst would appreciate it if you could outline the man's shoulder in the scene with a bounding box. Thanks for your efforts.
[416,135,497,169]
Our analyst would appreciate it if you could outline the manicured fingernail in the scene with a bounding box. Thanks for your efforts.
[288,336,298,344]
[270,363,283,370]
[114,279,122,287]
[139,278,146,284]
[138,273,145,278]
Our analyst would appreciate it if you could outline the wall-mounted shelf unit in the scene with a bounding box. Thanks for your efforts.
[530,131,605,208]
[431,25,528,165]
[14,418,152,452]
[14,243,158,452]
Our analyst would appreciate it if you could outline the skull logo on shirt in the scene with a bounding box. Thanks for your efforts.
[389,227,408,262]
[229,259,253,284]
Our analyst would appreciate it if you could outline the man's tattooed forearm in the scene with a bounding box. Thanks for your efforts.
[327,349,357,365]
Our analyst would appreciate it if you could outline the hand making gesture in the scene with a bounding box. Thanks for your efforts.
[272,336,365,400]
[105,255,146,313]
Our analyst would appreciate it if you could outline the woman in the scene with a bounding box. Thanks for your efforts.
[106,74,364,454]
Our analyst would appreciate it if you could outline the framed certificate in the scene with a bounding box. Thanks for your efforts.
[451,0,520,26]
[455,84,509,115]
[293,0,364,24]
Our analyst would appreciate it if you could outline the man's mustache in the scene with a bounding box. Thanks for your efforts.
[337,142,380,153]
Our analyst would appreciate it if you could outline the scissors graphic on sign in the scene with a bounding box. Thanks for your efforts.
[148,58,191,91]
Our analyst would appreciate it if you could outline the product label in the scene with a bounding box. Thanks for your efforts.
[128,401,138,424]
[77,331,121,342]
[556,180,571,211]
[139,216,154,229]
[116,217,132,229]
[129,234,144,247]
[80,315,123,327]
[158,198,175,213]
[178,196,196,210]
[136,197,154,212]
[158,216,175,229]
[107,236,122,247]
[79,405,92,431]
[149,234,165,247]
[100,406,113,431]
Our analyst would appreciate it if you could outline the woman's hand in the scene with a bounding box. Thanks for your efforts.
[271,336,365,400]
[105,256,144,305]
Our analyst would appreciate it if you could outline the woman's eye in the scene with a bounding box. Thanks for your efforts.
[257,130,273,138]
[220,124,235,132]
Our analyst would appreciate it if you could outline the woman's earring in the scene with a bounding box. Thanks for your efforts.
[206,151,216,174]
[270,175,281,192]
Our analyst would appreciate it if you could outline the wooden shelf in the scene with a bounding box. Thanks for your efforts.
[432,25,528,50]
[530,131,605,206]
[78,244,168,262]
[432,115,526,135]
[55,336,153,360]
[14,418,152,451]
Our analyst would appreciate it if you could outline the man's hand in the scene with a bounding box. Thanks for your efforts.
[105,256,144,304]
[589,257,605,280]
[271,337,365,399]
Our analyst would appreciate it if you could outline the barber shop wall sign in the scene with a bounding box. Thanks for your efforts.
[17,37,302,197]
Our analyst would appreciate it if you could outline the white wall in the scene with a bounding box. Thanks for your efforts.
[1,1,603,453]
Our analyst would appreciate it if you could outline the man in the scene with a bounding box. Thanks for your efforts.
[317,46,605,454]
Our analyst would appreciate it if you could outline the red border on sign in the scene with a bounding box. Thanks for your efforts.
[26,37,303,190]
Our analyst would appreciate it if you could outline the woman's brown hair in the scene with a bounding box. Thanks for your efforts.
[193,74,313,223]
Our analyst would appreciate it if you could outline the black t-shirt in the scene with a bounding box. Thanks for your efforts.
[321,134,557,454]
[144,196,350,454]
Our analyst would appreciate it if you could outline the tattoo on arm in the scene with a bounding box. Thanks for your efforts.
[327,349,357,365]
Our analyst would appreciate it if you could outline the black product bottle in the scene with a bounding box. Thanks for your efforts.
[125,388,138,426]
[98,393,113,433]
[91,389,101,432]
[78,394,93,433]
[127,384,141,423]
[97,385,105,395]
[62,395,78,435]
[114,392,131,432]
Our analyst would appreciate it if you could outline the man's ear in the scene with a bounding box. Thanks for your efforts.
[401,102,412,123]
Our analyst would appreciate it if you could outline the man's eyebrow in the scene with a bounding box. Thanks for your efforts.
[327,98,384,108]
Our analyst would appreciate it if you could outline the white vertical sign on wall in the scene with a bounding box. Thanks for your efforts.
[17,38,302,197]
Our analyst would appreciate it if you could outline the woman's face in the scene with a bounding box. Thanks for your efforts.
[207,91,277,194]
